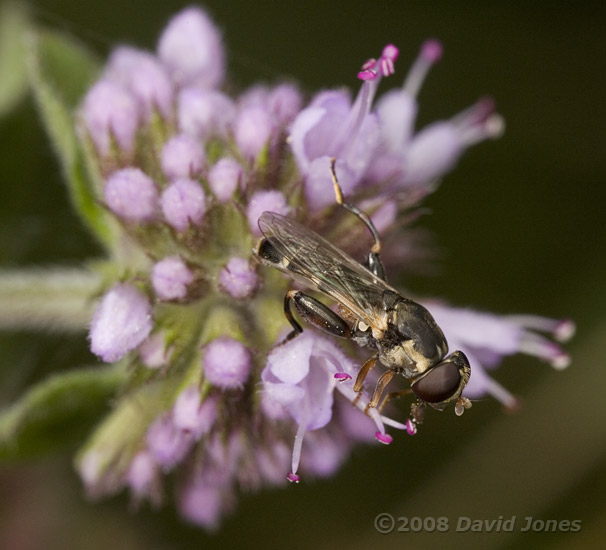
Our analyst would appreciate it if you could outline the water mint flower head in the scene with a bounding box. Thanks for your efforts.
[2,5,574,532]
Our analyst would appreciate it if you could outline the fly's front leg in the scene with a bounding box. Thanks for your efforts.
[278,290,353,346]
[329,158,387,281]
[367,369,395,410]
[378,388,413,414]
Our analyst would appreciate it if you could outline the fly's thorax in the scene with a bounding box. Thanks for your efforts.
[255,238,289,269]
[378,344,423,378]
[379,292,449,375]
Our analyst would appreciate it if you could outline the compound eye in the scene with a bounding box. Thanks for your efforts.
[411,361,462,404]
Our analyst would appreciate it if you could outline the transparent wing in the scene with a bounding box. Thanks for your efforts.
[258,211,397,330]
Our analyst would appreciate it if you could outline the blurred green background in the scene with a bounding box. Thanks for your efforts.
[1,1,604,549]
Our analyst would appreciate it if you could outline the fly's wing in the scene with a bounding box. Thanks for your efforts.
[258,211,396,331]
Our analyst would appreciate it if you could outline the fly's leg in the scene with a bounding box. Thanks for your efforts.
[352,355,376,408]
[367,369,396,410]
[278,289,353,346]
[329,158,387,281]
[377,388,413,413]
[353,355,376,392]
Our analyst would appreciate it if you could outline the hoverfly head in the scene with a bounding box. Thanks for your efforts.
[410,350,471,413]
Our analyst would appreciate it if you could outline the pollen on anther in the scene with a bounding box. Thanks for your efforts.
[405,419,417,436]
[379,58,395,77]
[375,431,393,445]
[357,69,377,81]
[361,58,377,71]
[287,472,300,483]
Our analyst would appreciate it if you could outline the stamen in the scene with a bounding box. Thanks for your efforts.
[484,377,518,411]
[518,333,570,370]
[287,472,300,483]
[333,377,407,434]
[458,96,496,126]
[550,351,571,370]
[452,97,505,145]
[554,319,576,342]
[405,419,417,435]
[289,421,307,478]
[403,39,443,98]
[379,57,395,77]
[348,45,398,157]
[420,39,443,63]
[378,45,399,77]
[379,415,408,431]
[506,315,576,343]
[375,431,393,444]
[357,69,378,81]
[361,58,377,71]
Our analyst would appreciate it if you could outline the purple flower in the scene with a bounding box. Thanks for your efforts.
[396,99,504,187]
[267,83,303,126]
[208,158,243,202]
[147,413,193,471]
[247,190,290,235]
[203,337,252,389]
[89,283,153,362]
[80,79,139,156]
[160,178,207,231]
[177,88,235,141]
[426,302,575,408]
[157,6,225,89]
[104,168,158,222]
[138,331,171,369]
[151,255,195,300]
[178,470,234,530]
[374,39,442,158]
[161,134,206,180]
[371,42,504,188]
[172,386,217,438]
[126,450,158,499]
[289,45,399,209]
[218,257,258,299]
[105,46,174,122]
[262,331,407,481]
[49,6,573,531]
[233,105,273,161]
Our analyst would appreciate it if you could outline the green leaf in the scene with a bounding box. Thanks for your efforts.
[0,3,29,116]
[24,26,117,249]
[0,364,126,462]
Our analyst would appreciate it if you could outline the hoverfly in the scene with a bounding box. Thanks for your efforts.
[254,160,471,424]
